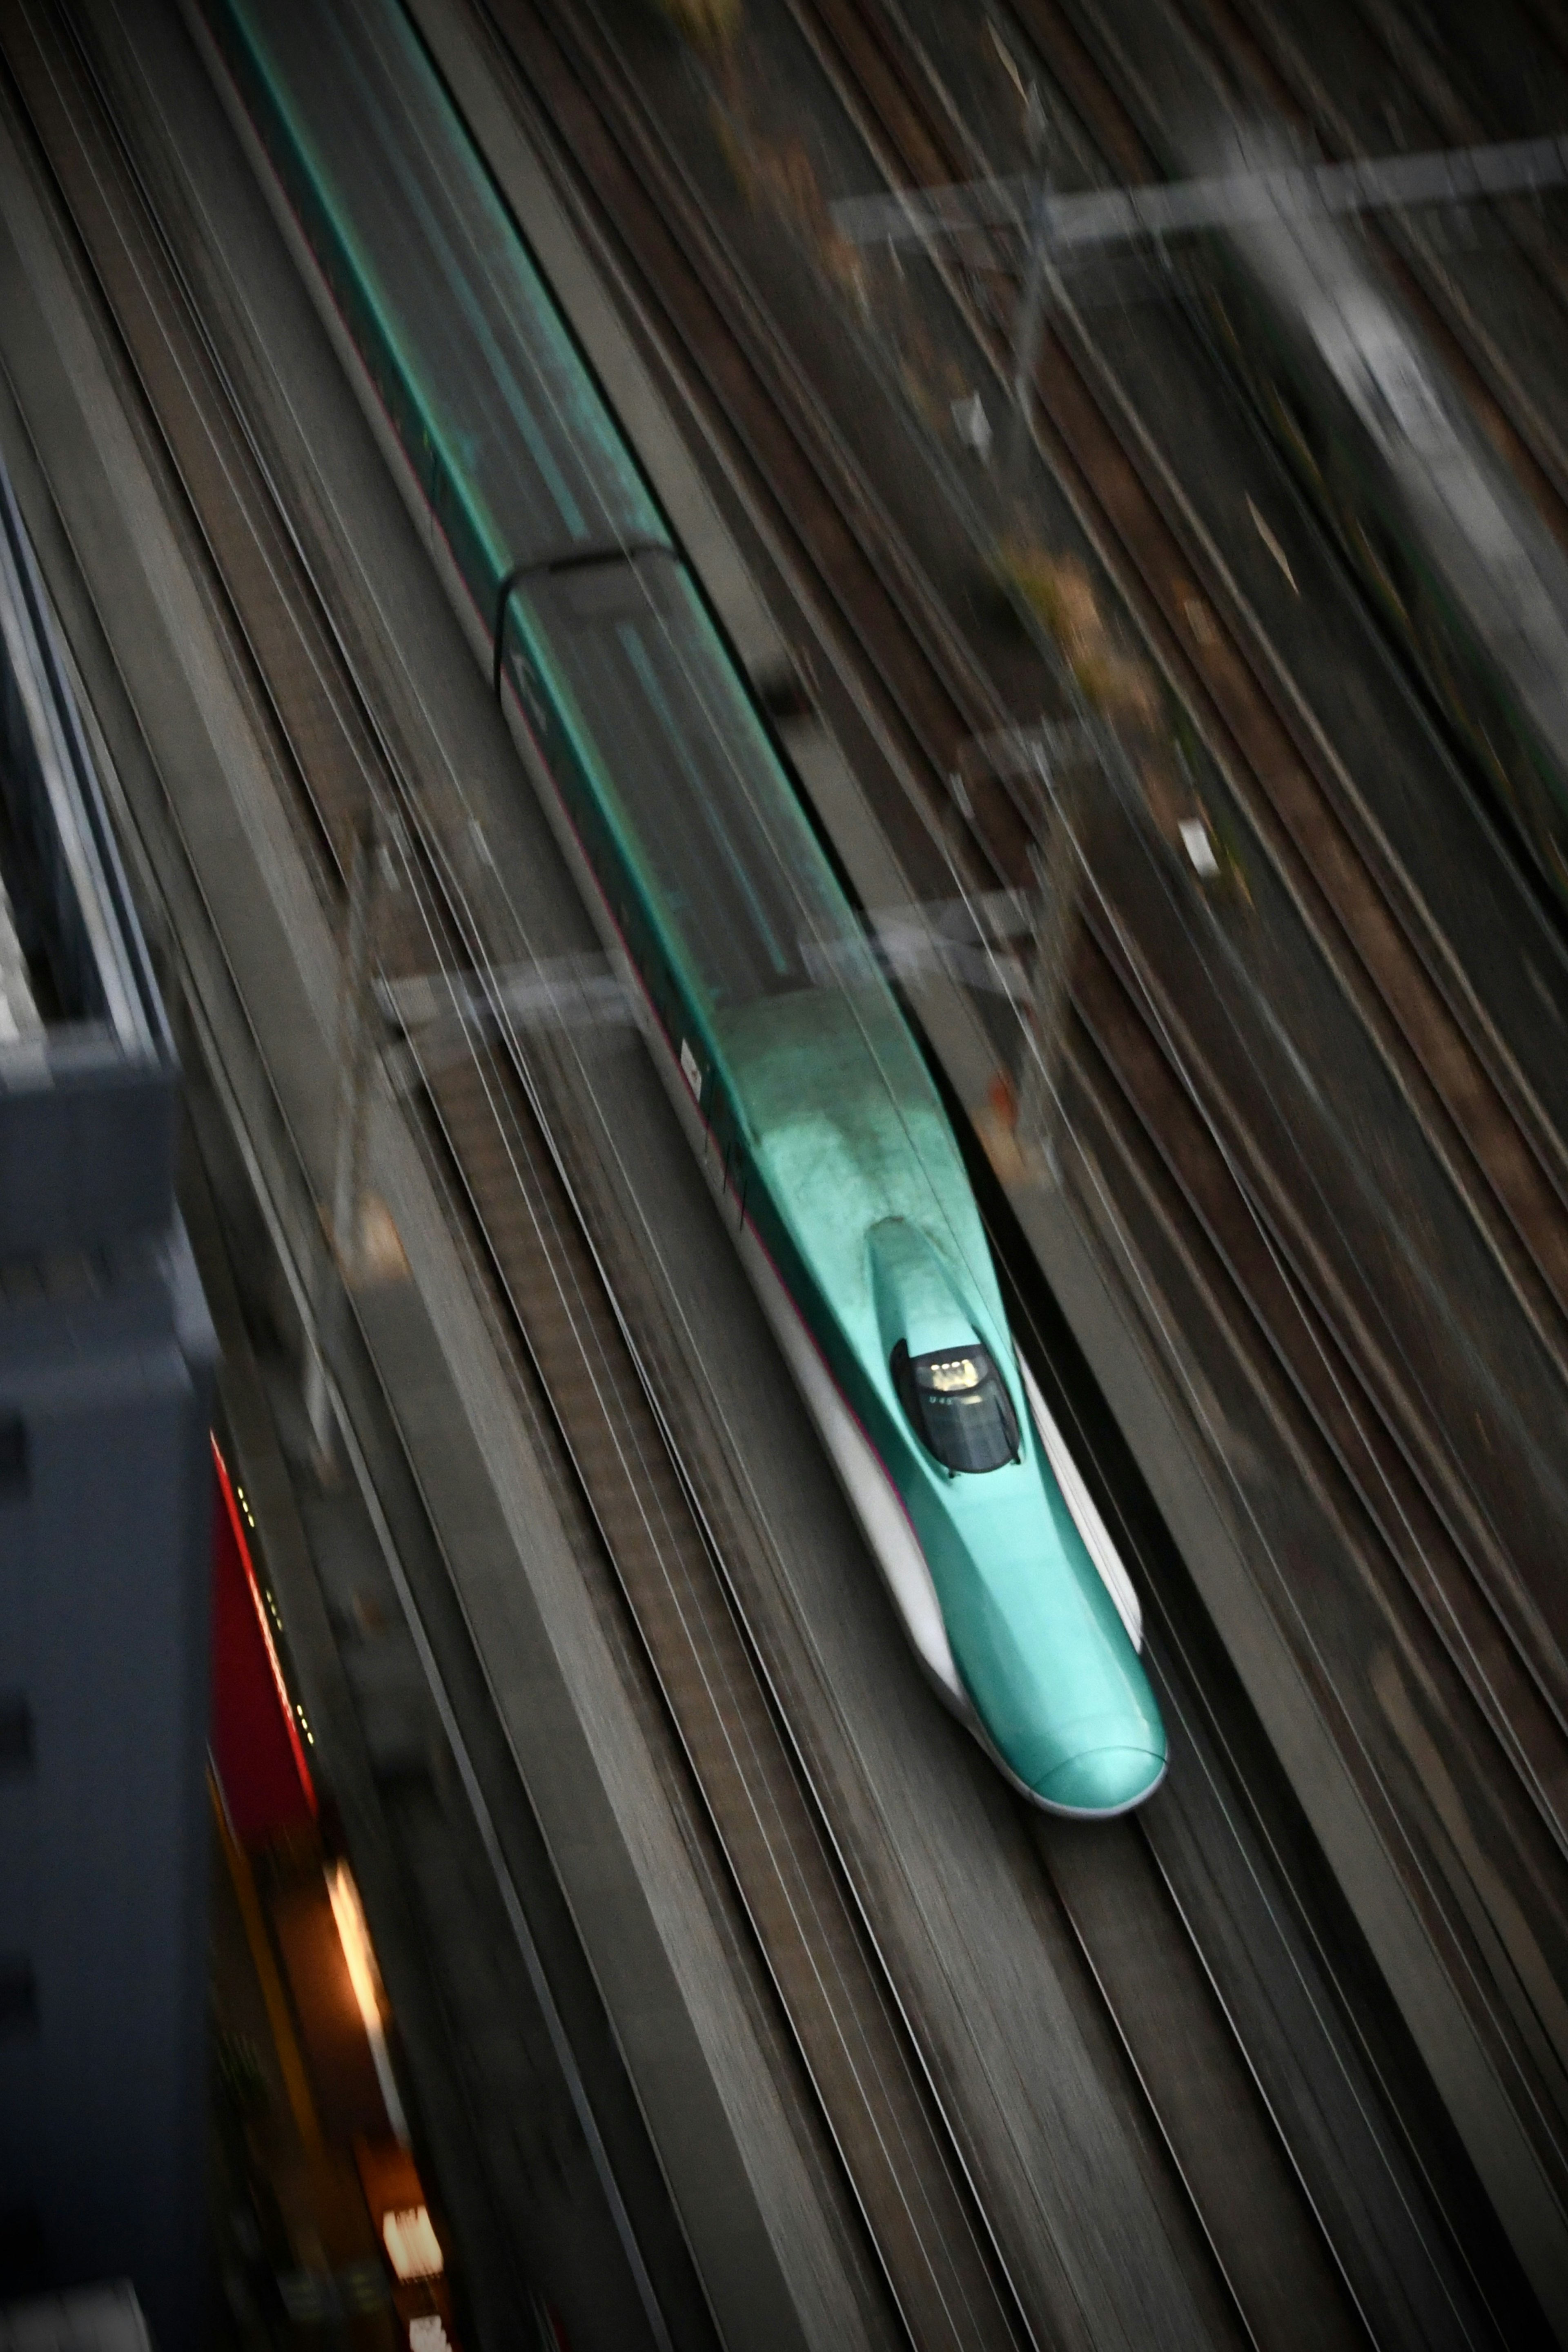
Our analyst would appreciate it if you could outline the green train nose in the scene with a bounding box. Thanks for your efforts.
[1034,1743,1167,1818]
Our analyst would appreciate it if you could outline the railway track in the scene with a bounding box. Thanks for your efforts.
[987,0,1568,1289]
[1163,0,1568,541]
[0,2,1059,2340]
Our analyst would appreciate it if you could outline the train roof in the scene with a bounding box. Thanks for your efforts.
[507,553,1007,1329]
[219,0,1015,1358]
[513,553,860,1013]
[225,0,668,580]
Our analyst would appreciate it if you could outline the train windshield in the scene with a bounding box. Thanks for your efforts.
[893,1343,1019,1474]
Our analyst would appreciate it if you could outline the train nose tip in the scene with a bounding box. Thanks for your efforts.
[1034,1744,1167,1818]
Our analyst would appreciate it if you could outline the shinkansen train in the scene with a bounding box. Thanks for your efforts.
[1192,125,1568,898]
[188,0,1166,1813]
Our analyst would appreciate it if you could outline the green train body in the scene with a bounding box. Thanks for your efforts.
[195,0,1166,1812]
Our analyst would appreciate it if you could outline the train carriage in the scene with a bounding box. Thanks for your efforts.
[191,0,1166,1815]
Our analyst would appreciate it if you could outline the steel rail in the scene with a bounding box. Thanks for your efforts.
[1029,927,1542,2342]
[943,844,1507,2345]
[2,2,1052,2339]
[1025,1058,1551,2342]
[1067,940,1568,2112]
[1125,1660,1511,2347]
[1039,811,1564,2334]
[965,854,1538,2341]
[1053,985,1568,2255]
[994,0,1568,1201]
[399,1022,1023,2352]
[935,769,1568,2336]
